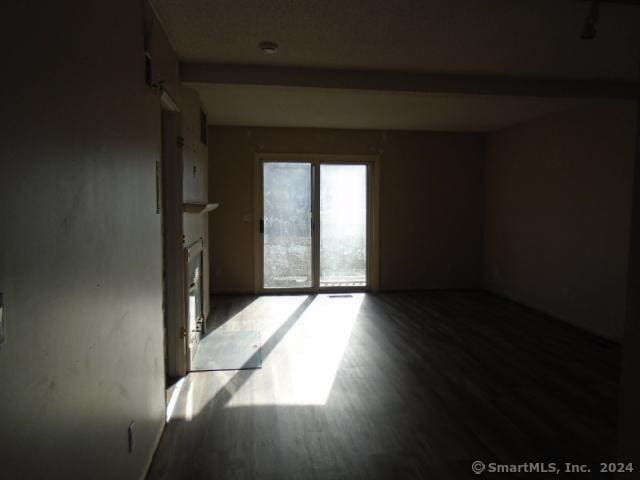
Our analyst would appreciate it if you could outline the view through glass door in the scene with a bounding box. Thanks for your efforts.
[262,161,369,291]
[319,164,368,287]
[263,162,313,289]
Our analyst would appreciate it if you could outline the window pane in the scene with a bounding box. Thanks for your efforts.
[320,164,367,287]
[263,162,312,288]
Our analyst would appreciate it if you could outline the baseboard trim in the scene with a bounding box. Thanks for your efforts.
[142,414,167,480]
[211,286,620,344]
[378,287,483,294]
[211,288,256,295]
[482,287,621,345]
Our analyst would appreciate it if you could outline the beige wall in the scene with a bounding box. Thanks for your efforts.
[483,100,637,340]
[208,127,485,292]
[0,2,206,479]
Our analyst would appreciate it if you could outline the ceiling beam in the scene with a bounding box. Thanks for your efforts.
[180,63,640,99]
[584,0,640,5]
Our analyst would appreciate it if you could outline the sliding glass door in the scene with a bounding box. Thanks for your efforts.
[261,160,370,292]
[319,164,368,287]
[263,162,313,289]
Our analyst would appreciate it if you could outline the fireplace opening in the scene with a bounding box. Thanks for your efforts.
[187,245,205,361]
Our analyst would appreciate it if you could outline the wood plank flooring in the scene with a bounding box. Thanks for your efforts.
[147,291,621,480]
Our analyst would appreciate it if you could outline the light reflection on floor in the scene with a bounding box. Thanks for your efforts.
[166,294,365,422]
[229,293,364,407]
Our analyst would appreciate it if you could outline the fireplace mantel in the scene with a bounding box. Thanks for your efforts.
[183,202,219,214]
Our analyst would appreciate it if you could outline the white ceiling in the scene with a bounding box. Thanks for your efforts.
[198,84,588,131]
[153,0,640,80]
[152,0,639,131]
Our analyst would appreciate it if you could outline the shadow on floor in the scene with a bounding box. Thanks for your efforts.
[149,291,621,480]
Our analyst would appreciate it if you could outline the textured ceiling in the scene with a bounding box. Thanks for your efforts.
[197,84,588,131]
[152,0,640,80]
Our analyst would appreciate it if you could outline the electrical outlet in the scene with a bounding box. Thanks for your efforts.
[0,292,5,346]
[127,421,135,453]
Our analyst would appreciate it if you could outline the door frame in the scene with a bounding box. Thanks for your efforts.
[161,106,188,380]
[253,153,380,294]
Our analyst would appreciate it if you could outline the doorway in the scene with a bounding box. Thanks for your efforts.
[161,108,187,380]
[256,154,379,293]
[160,92,200,381]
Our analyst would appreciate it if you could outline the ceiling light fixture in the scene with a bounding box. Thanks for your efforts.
[581,0,600,39]
[259,41,279,54]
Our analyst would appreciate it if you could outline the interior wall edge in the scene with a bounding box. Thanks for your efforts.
[482,99,636,342]
[142,419,168,480]
[617,98,640,472]
[0,1,211,478]
[482,287,621,344]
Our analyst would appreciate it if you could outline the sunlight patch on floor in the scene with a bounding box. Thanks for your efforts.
[214,295,309,337]
[167,294,365,421]
[167,371,237,423]
[169,295,316,421]
[166,378,186,423]
[227,293,364,407]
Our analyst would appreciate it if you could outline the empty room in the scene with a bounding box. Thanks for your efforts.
[2,1,640,479]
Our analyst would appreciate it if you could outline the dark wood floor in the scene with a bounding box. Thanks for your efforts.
[147,291,621,479]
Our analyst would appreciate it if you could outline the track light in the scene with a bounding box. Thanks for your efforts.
[581,0,600,40]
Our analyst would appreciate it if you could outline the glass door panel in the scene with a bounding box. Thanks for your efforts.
[263,162,313,289]
[319,164,368,287]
